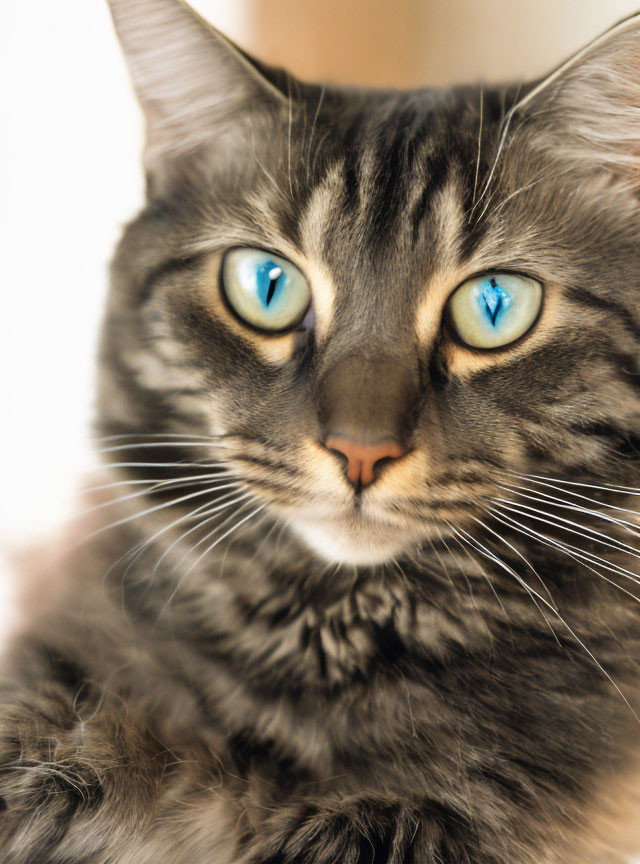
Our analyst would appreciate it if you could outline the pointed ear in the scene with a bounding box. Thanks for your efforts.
[106,0,287,195]
[512,13,640,189]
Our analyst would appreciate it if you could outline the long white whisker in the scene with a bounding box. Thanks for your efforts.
[73,473,237,517]
[184,503,267,576]
[286,75,294,199]
[445,523,509,622]
[74,473,234,497]
[471,84,484,209]
[90,461,226,471]
[498,483,640,540]
[93,442,227,455]
[488,504,640,588]
[306,85,325,180]
[152,491,252,578]
[75,478,186,494]
[97,491,241,590]
[514,472,640,497]
[91,433,223,442]
[451,524,639,723]
[470,515,557,610]
[159,503,267,617]
[436,521,489,625]
[116,488,246,580]
[469,89,523,221]
[492,497,640,560]
[486,506,640,605]
[451,524,557,638]
[508,474,640,517]
[75,482,242,545]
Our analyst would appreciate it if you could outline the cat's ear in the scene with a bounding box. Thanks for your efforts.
[106,0,287,195]
[511,13,640,189]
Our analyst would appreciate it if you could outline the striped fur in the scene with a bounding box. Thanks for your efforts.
[2,2,640,861]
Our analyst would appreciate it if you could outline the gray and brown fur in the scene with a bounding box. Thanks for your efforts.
[2,1,640,861]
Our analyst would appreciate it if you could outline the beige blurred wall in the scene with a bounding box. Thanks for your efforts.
[238,0,640,87]
[411,0,640,85]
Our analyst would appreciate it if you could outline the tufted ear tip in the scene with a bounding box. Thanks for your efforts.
[105,0,287,195]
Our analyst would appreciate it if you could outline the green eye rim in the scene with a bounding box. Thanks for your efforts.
[220,247,313,336]
[445,270,545,352]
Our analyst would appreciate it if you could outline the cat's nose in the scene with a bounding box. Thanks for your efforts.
[324,435,406,488]
[318,352,418,489]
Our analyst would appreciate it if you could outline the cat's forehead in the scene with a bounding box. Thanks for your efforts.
[258,86,505,324]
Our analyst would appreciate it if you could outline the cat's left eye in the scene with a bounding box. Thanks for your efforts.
[221,248,311,333]
[446,273,543,349]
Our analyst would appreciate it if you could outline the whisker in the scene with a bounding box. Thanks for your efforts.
[73,473,237,517]
[90,461,226,471]
[306,85,325,180]
[75,482,242,545]
[451,523,639,722]
[425,532,457,591]
[514,472,640,497]
[488,504,640,588]
[469,90,524,222]
[97,492,241,592]
[91,433,223,443]
[190,503,268,575]
[74,474,233,497]
[470,515,558,610]
[445,523,509,622]
[508,474,640,517]
[471,84,484,209]
[450,524,557,638]
[499,482,640,539]
[113,488,247,583]
[93,442,227,455]
[435,521,487,623]
[158,502,267,617]
[486,506,640,605]
[492,497,640,560]
[151,491,253,578]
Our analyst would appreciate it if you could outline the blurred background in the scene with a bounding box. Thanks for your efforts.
[1,0,639,641]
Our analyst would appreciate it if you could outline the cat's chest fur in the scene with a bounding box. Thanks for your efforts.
[4,482,640,863]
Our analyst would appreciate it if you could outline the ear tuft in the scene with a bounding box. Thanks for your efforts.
[106,0,286,191]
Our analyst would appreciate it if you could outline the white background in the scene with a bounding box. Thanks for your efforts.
[0,0,248,640]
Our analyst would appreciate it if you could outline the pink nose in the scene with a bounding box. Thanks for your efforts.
[324,436,405,488]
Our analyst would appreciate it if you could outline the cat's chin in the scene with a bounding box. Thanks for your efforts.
[291,514,422,566]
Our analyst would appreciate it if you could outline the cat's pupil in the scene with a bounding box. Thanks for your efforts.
[256,261,283,309]
[480,278,512,326]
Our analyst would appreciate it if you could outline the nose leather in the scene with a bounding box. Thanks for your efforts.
[324,435,405,487]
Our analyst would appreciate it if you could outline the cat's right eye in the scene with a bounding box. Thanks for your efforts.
[221,248,311,333]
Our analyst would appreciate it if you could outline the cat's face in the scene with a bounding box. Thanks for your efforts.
[102,0,640,565]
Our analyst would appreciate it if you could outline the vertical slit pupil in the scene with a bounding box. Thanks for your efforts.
[266,273,280,306]
[257,261,283,309]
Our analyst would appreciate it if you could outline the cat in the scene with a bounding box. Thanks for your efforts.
[1,0,640,861]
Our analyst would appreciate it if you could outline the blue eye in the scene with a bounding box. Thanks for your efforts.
[447,273,543,349]
[222,248,311,332]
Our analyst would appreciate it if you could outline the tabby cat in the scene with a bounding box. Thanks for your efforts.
[2,1,640,861]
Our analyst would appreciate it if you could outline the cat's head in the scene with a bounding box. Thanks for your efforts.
[101,0,640,566]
